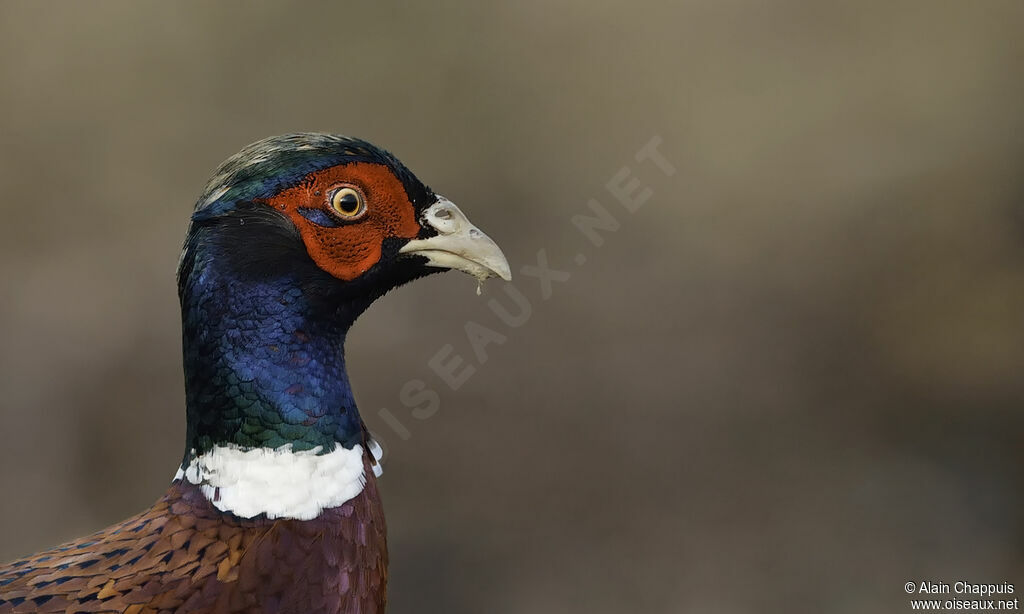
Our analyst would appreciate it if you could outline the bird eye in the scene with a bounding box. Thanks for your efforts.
[329,186,366,219]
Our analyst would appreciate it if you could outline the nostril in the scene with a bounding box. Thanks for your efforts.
[469,228,482,238]
[434,208,453,220]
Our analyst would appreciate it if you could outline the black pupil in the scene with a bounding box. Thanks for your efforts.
[337,193,359,213]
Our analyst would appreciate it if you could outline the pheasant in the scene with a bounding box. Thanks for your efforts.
[0,134,510,613]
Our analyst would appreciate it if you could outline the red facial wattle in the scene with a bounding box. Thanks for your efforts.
[262,162,421,281]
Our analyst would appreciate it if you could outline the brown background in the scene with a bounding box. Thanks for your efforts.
[1,2,1023,612]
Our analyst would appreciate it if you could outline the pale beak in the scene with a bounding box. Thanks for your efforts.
[399,197,512,282]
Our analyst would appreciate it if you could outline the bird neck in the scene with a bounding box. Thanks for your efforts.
[179,258,366,461]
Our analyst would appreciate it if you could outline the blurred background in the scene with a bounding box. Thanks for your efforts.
[1,2,1023,612]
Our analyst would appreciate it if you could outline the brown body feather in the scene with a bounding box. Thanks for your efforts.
[0,457,386,614]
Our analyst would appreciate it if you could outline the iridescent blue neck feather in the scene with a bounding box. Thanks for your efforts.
[179,225,368,459]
